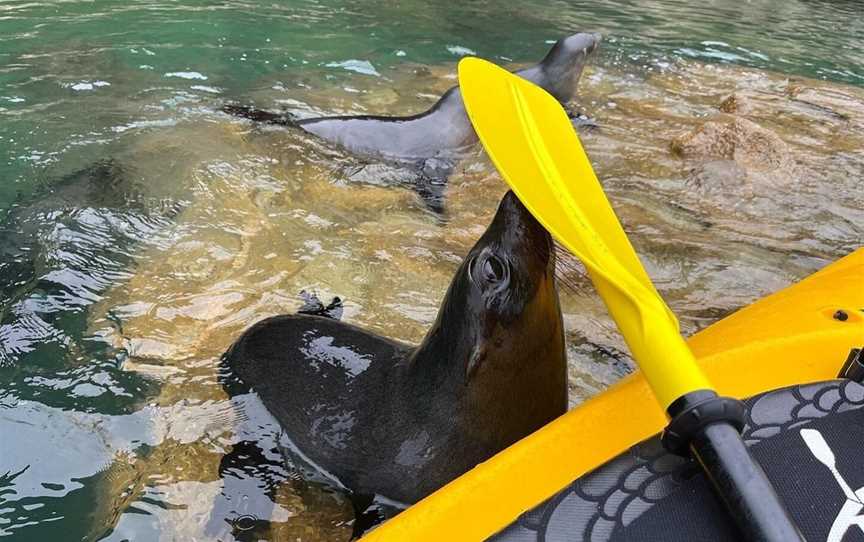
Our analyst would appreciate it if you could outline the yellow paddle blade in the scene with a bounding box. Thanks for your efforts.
[458,57,712,409]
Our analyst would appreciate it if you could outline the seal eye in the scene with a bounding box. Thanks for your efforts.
[482,256,506,283]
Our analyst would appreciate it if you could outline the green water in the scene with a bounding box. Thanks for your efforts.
[1,0,862,215]
[0,1,862,540]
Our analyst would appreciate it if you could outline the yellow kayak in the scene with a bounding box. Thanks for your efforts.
[361,247,864,541]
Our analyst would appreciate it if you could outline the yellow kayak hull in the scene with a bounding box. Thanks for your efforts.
[361,247,864,541]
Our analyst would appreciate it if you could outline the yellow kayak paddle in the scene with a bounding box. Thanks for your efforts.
[458,57,804,542]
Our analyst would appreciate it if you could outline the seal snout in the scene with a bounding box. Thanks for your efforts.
[495,191,552,268]
[560,32,602,56]
[498,190,536,227]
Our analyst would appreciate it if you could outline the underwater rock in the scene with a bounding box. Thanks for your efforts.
[670,116,791,171]
[718,93,754,115]
[785,82,864,129]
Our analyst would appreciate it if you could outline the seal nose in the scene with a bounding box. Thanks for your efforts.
[499,190,530,217]
[561,32,602,55]
[586,33,602,54]
[561,32,603,56]
[498,191,548,241]
[487,191,553,272]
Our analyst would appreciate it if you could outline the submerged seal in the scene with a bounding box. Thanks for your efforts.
[223,191,567,509]
[223,33,601,211]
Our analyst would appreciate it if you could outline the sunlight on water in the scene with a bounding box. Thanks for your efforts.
[0,0,862,539]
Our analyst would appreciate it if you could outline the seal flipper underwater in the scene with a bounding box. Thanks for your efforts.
[222,32,601,212]
[222,191,568,534]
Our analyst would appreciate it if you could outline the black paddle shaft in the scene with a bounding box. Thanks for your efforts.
[663,391,806,542]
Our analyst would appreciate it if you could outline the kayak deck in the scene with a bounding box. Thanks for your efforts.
[360,248,864,541]
[492,378,864,541]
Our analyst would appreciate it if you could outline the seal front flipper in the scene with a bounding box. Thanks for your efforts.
[206,392,355,541]
[414,157,454,215]
[207,439,280,541]
[344,158,454,215]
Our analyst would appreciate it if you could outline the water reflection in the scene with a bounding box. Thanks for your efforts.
[0,160,180,370]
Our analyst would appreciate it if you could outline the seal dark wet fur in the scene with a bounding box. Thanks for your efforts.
[223,191,567,518]
[223,33,601,211]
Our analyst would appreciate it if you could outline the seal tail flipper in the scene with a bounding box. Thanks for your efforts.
[221,103,298,127]
[297,290,344,320]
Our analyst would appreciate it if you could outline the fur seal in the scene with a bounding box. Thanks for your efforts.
[223,33,601,211]
[222,191,567,514]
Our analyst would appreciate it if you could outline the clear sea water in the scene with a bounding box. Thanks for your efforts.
[1,1,862,540]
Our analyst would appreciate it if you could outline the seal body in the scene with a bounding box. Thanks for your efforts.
[296,32,601,159]
[223,33,601,211]
[223,191,567,505]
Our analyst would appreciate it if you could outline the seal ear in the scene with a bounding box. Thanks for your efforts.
[466,345,487,381]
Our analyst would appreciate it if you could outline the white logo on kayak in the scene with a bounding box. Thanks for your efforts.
[800,428,864,542]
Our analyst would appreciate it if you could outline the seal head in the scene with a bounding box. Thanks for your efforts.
[408,191,566,464]
[533,32,602,103]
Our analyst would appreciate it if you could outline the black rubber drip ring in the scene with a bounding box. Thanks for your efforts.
[661,390,747,456]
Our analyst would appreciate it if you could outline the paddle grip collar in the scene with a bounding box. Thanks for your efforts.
[661,390,746,456]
